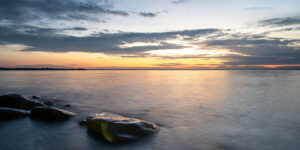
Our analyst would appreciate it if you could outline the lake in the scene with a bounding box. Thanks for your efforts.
[0,70,299,150]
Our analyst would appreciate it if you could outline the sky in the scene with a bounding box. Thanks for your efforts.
[0,0,300,69]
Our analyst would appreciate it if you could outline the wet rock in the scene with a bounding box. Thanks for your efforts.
[0,94,44,110]
[38,98,70,108]
[63,104,71,108]
[30,106,76,121]
[87,112,159,143]
[79,120,87,126]
[0,107,30,120]
[31,96,41,99]
[43,101,55,106]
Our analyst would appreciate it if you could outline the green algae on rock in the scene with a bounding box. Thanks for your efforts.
[86,112,159,143]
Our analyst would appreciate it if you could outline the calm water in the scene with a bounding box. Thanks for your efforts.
[0,70,299,150]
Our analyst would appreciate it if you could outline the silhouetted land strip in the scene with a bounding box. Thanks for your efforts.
[0,68,86,70]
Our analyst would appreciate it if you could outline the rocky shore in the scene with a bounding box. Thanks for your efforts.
[0,93,159,143]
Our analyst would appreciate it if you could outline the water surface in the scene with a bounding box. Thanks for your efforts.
[0,70,299,150]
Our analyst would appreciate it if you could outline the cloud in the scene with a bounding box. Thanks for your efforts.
[2,23,299,66]
[203,33,300,66]
[243,7,274,11]
[64,27,88,31]
[258,16,300,26]
[0,0,129,24]
[139,12,157,18]
[120,30,299,67]
[0,25,87,37]
[205,38,298,55]
[156,63,183,66]
[15,64,70,68]
[223,55,300,66]
[0,24,219,54]
[172,0,189,4]
[1,12,299,68]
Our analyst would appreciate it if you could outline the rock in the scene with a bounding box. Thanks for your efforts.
[87,112,159,143]
[43,101,55,106]
[30,106,76,121]
[31,96,41,99]
[38,98,70,108]
[63,104,71,107]
[79,120,87,126]
[0,107,30,120]
[0,94,45,110]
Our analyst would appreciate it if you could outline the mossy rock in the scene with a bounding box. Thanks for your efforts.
[87,112,159,143]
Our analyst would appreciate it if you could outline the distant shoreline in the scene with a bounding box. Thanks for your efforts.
[0,68,86,71]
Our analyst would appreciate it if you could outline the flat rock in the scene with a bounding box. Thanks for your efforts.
[30,106,76,121]
[87,112,159,143]
[0,107,30,120]
[0,94,45,110]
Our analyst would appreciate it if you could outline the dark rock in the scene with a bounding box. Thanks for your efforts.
[79,120,87,126]
[38,98,70,108]
[31,96,41,99]
[63,104,71,107]
[87,112,159,143]
[43,101,55,106]
[0,107,30,120]
[0,94,45,110]
[30,106,76,121]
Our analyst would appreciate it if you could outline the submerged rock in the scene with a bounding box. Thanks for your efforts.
[0,107,30,120]
[43,101,55,106]
[31,96,41,99]
[87,112,159,143]
[30,106,76,121]
[79,120,87,126]
[0,94,44,110]
[63,104,71,108]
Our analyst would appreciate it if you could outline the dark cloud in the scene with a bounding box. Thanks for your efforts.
[223,55,300,66]
[139,12,157,18]
[0,0,129,23]
[262,27,300,35]
[0,25,87,37]
[258,16,300,26]
[172,0,189,4]
[203,33,300,66]
[205,38,298,56]
[0,25,218,54]
[65,27,88,31]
